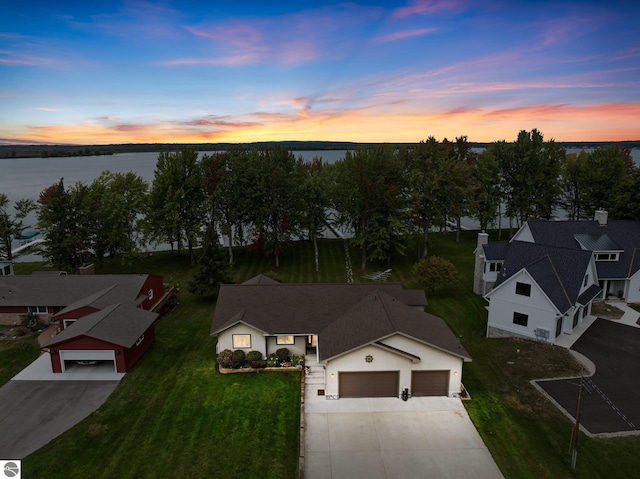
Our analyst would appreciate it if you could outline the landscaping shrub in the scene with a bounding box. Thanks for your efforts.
[12,326,30,337]
[291,355,305,367]
[266,353,279,367]
[246,350,264,368]
[217,349,234,369]
[231,349,246,368]
[275,348,290,363]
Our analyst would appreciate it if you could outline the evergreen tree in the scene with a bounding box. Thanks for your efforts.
[0,194,36,260]
[188,222,231,298]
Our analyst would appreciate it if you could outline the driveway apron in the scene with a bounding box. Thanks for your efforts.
[304,393,504,479]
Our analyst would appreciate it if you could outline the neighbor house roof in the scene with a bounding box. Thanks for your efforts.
[524,220,640,279]
[490,241,595,313]
[483,242,510,261]
[0,275,151,308]
[211,278,469,363]
[44,303,158,349]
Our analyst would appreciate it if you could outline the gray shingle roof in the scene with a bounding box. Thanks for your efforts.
[211,282,469,362]
[44,303,158,348]
[493,241,593,313]
[577,284,602,306]
[483,242,510,261]
[526,220,640,279]
[0,275,151,309]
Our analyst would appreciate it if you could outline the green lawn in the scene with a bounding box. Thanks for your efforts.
[0,335,40,385]
[11,234,640,478]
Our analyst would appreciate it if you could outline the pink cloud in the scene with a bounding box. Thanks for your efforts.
[393,0,465,19]
[371,28,437,44]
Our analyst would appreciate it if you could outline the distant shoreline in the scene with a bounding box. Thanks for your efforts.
[1,140,639,159]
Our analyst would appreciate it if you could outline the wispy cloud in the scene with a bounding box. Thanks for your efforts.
[371,28,437,45]
[164,3,382,67]
[393,0,465,19]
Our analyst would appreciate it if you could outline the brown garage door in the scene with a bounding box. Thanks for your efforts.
[339,371,399,398]
[411,370,449,396]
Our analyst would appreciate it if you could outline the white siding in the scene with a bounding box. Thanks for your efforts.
[511,224,535,243]
[265,335,306,356]
[217,323,266,357]
[486,270,559,342]
[323,335,463,398]
[627,270,640,303]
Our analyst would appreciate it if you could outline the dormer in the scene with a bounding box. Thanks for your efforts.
[573,233,622,262]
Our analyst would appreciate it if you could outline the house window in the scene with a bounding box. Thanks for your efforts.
[595,253,618,261]
[513,312,529,327]
[148,289,154,300]
[28,306,47,314]
[583,275,588,287]
[232,334,251,348]
[135,334,145,346]
[515,282,531,296]
[276,335,294,345]
[489,262,502,272]
[63,319,76,329]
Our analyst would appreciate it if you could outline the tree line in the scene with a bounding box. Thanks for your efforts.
[1,130,638,277]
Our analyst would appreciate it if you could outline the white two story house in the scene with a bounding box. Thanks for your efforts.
[474,211,640,343]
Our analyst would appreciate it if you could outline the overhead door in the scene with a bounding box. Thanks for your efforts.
[59,350,117,373]
[339,371,399,398]
[411,370,449,396]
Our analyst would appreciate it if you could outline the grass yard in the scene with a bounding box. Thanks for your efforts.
[11,233,640,478]
[0,335,40,385]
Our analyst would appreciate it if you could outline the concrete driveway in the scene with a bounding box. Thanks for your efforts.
[0,352,121,459]
[304,394,503,479]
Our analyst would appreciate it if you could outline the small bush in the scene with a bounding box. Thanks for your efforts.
[231,349,246,368]
[21,312,37,330]
[275,348,290,362]
[266,353,279,367]
[246,350,264,368]
[217,349,234,368]
[291,355,305,367]
[12,326,30,337]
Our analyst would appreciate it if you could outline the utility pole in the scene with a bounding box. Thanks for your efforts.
[571,372,585,470]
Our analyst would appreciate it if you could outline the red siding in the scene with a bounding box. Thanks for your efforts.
[56,306,101,330]
[0,306,29,314]
[47,326,155,373]
[138,275,164,310]
[124,326,155,370]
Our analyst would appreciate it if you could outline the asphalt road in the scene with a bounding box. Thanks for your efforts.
[537,319,640,435]
[0,380,118,459]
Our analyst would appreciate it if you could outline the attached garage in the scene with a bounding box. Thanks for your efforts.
[411,370,450,396]
[59,350,116,373]
[339,371,399,398]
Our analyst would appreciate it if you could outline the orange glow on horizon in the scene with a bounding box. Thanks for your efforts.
[4,102,639,145]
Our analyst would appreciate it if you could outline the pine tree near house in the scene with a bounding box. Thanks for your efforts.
[188,222,232,299]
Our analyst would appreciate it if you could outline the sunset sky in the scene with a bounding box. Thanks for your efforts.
[1,0,639,145]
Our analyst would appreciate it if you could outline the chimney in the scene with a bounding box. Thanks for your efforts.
[594,210,608,226]
[79,263,95,275]
[473,232,489,295]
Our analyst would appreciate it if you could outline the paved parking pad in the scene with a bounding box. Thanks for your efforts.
[0,380,118,458]
[304,396,503,479]
[537,319,640,435]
